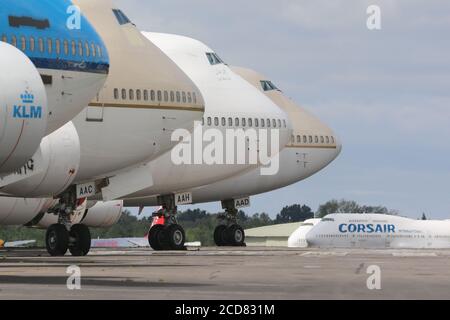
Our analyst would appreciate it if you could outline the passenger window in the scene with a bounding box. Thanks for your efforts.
[150,90,155,101]
[170,91,175,102]
[273,119,276,128]
[176,91,181,103]
[315,136,319,143]
[20,36,26,51]
[261,119,265,127]
[144,90,149,101]
[193,92,197,104]
[182,92,187,103]
[136,90,142,101]
[164,91,169,102]
[84,41,90,57]
[97,45,102,57]
[121,89,126,100]
[255,119,259,127]
[222,118,226,126]
[235,118,239,126]
[78,41,83,56]
[248,118,253,127]
[114,88,119,99]
[207,117,212,126]
[63,40,69,55]
[71,40,76,55]
[267,119,271,128]
[55,39,60,55]
[320,136,324,144]
[29,37,35,51]
[331,136,335,144]
[47,38,52,54]
[278,119,281,128]
[39,38,44,52]
[129,89,134,100]
[91,43,96,57]
[11,35,17,47]
[283,120,287,128]
[228,118,233,127]
[214,117,219,126]
[242,118,246,127]
[303,135,307,143]
[326,136,330,144]
[187,92,192,103]
[309,136,313,143]
[157,90,162,102]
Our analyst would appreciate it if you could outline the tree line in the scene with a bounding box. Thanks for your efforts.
[0,199,400,247]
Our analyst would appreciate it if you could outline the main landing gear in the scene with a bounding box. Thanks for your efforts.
[45,190,91,257]
[148,194,186,251]
[214,200,246,247]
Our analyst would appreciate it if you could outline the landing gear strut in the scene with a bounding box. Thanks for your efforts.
[214,200,246,247]
[45,189,91,256]
[148,194,186,251]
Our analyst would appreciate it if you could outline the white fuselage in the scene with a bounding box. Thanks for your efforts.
[97,33,291,200]
[300,214,450,249]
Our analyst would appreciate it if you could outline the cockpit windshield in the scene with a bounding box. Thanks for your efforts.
[260,80,280,92]
[321,218,335,222]
[206,52,225,65]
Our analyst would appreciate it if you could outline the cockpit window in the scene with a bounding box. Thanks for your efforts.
[113,9,133,25]
[206,52,225,65]
[322,218,335,222]
[260,80,280,92]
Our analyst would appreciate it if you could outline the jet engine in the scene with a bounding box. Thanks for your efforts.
[0,197,57,226]
[0,121,80,198]
[0,42,48,174]
[36,200,123,229]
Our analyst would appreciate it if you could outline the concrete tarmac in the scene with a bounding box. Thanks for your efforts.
[0,247,449,300]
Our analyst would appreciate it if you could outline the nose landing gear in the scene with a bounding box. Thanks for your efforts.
[214,200,246,247]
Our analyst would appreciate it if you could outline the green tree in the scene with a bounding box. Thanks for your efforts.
[316,199,398,218]
[275,204,314,224]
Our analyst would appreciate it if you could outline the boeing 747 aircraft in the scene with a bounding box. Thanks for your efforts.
[294,214,450,249]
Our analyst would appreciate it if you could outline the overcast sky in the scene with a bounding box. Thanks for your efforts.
[115,0,450,219]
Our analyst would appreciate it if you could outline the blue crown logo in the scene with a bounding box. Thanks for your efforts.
[20,92,34,104]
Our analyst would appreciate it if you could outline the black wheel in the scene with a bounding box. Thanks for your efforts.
[214,225,227,246]
[69,224,91,256]
[149,225,167,251]
[226,225,245,246]
[166,224,186,250]
[46,224,69,256]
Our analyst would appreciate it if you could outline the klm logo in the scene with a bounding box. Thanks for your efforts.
[13,92,42,119]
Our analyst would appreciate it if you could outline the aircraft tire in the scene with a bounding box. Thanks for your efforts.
[69,224,91,256]
[226,224,246,247]
[166,224,186,250]
[214,225,228,246]
[46,224,69,256]
[149,224,167,251]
